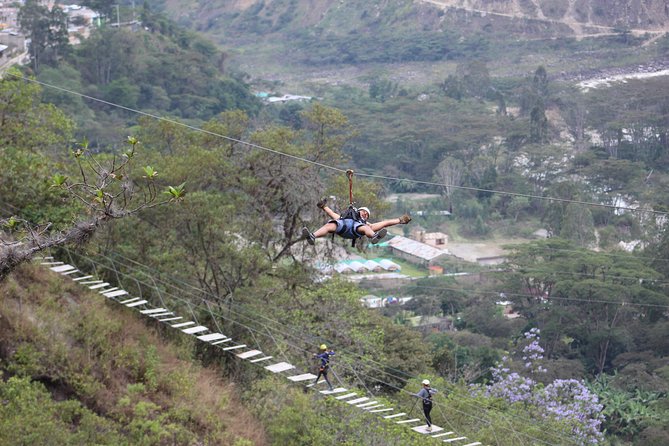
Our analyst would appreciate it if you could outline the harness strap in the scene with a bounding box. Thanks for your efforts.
[346,169,354,205]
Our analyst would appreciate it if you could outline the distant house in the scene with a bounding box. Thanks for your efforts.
[386,236,448,266]
[360,294,413,308]
[409,315,453,333]
[411,228,449,250]
[267,94,312,103]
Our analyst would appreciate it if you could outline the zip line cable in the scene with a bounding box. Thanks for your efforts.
[5,71,668,217]
[4,72,344,174]
[355,170,668,216]
[66,248,577,446]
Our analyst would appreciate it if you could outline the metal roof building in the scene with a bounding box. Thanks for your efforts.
[386,236,448,266]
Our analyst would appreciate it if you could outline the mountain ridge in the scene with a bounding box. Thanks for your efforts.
[161,0,669,39]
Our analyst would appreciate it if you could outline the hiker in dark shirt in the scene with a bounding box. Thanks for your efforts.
[313,344,335,391]
[416,379,438,432]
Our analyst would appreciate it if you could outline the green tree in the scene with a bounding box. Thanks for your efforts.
[559,203,595,247]
[530,101,549,143]
[0,69,74,154]
[504,239,666,374]
[18,0,70,71]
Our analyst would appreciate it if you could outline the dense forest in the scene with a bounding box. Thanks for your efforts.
[1,0,669,445]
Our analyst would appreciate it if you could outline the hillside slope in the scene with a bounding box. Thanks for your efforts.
[160,0,669,39]
[0,263,266,445]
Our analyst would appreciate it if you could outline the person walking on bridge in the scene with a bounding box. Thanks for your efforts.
[313,344,335,391]
[416,379,438,432]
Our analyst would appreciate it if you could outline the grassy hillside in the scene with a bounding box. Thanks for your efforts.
[0,263,265,446]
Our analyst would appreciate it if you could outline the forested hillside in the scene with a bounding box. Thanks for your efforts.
[2,1,669,444]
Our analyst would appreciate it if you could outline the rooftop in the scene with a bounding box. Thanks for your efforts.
[387,236,448,261]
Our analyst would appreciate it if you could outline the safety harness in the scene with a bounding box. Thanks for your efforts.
[332,170,366,247]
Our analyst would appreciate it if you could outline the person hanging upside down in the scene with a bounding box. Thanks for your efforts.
[302,198,411,245]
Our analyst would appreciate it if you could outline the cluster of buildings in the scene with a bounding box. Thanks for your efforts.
[0,2,117,71]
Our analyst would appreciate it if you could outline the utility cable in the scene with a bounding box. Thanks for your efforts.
[405,283,669,310]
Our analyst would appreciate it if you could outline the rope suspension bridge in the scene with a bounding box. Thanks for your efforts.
[37,255,485,445]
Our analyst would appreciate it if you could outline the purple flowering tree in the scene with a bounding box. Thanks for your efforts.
[478,329,604,445]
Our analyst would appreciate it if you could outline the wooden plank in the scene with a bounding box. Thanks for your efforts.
[171,321,194,328]
[50,264,76,272]
[287,373,318,382]
[412,425,444,434]
[383,413,406,419]
[462,443,482,446]
[89,283,110,289]
[362,404,385,410]
[80,280,103,285]
[356,401,379,408]
[369,408,394,414]
[222,344,246,351]
[126,300,148,307]
[319,387,348,395]
[346,397,370,405]
[443,437,467,443]
[236,350,263,359]
[211,338,233,345]
[157,316,182,322]
[249,356,273,363]
[431,432,455,438]
[103,290,129,298]
[335,393,358,400]
[182,326,208,334]
[72,275,93,281]
[396,419,421,424]
[61,269,80,275]
[149,312,173,318]
[120,297,139,304]
[197,333,227,342]
[140,308,168,315]
[264,362,295,373]
[98,287,118,293]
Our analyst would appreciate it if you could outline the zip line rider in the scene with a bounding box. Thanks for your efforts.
[416,379,438,432]
[313,344,335,391]
[302,197,412,246]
